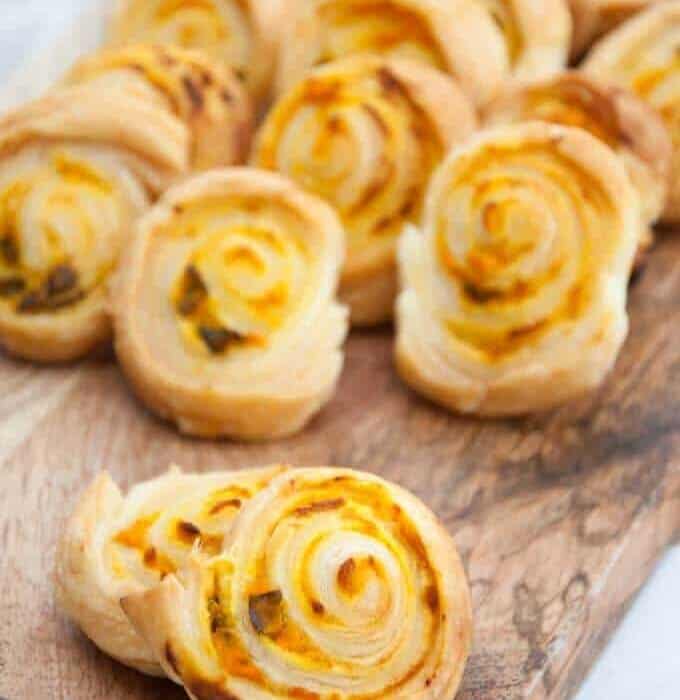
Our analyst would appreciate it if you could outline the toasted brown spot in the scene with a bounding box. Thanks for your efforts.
[199,68,214,87]
[0,235,18,264]
[165,641,181,675]
[183,75,204,111]
[293,498,345,516]
[177,265,208,315]
[463,283,504,304]
[249,590,285,635]
[16,289,47,314]
[337,558,356,589]
[210,498,242,515]
[144,547,158,565]
[177,520,201,544]
[424,584,439,613]
[311,600,325,615]
[0,277,25,296]
[199,326,245,354]
[47,264,78,297]
[377,67,406,97]
[221,88,234,103]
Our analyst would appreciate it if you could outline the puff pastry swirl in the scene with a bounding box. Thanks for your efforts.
[0,85,187,362]
[108,0,282,102]
[396,122,640,416]
[55,465,286,676]
[113,168,348,440]
[568,0,660,57]
[254,56,477,325]
[485,71,672,255]
[585,1,680,222]
[64,44,254,171]
[122,467,472,700]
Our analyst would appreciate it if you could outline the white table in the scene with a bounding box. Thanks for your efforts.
[1,1,678,697]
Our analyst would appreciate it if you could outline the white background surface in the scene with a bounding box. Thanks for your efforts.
[0,1,677,697]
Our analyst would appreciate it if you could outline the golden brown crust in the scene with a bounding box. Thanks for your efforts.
[55,465,288,676]
[122,467,472,700]
[0,85,188,363]
[64,44,254,171]
[108,0,285,103]
[585,1,680,223]
[484,70,672,249]
[396,122,640,416]
[254,55,478,326]
[113,168,348,440]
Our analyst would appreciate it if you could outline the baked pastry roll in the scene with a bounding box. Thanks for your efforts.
[0,85,188,363]
[585,2,680,222]
[484,71,672,256]
[568,0,659,57]
[113,168,347,440]
[108,0,282,103]
[63,44,253,171]
[396,122,640,416]
[55,465,286,676]
[253,56,477,325]
[122,467,472,700]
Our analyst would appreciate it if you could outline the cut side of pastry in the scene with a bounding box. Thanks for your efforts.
[113,168,348,440]
[121,467,472,700]
[484,71,672,257]
[253,55,478,325]
[55,465,287,676]
[396,122,640,416]
[108,0,283,103]
[584,1,680,223]
[568,0,659,57]
[64,44,254,171]
[0,85,188,363]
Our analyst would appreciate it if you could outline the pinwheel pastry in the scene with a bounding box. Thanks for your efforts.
[568,0,660,57]
[585,1,680,222]
[56,465,287,676]
[63,44,254,171]
[485,71,672,256]
[121,467,472,700]
[113,168,347,440]
[0,85,187,363]
[277,0,571,108]
[253,55,477,325]
[108,0,282,103]
[396,122,640,416]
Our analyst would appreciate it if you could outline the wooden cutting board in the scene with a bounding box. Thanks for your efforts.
[0,232,678,700]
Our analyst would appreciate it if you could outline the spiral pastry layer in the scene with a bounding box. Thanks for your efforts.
[56,465,286,676]
[485,71,671,255]
[585,1,680,222]
[568,0,660,57]
[254,56,477,325]
[113,168,347,440]
[64,44,254,170]
[122,467,472,700]
[0,85,188,362]
[396,122,640,416]
[108,0,282,101]
[459,0,572,104]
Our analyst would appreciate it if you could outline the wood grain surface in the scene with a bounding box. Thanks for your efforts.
[0,232,678,700]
